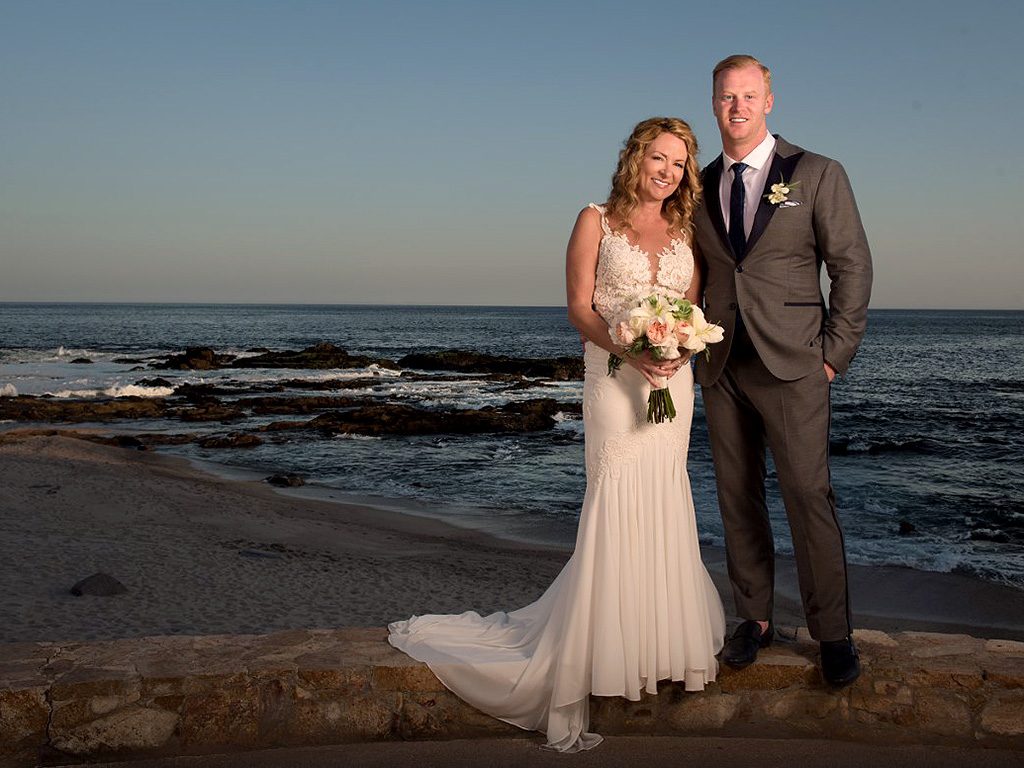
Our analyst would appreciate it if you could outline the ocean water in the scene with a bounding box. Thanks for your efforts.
[2,303,1022,589]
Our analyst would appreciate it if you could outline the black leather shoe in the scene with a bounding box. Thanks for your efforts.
[721,620,773,669]
[820,637,861,687]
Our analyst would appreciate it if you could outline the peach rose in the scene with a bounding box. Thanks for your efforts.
[646,319,669,345]
[616,321,636,345]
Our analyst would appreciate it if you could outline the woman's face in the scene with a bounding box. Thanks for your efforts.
[637,132,688,204]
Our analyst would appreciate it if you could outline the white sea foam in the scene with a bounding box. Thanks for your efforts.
[0,384,17,397]
[43,383,174,399]
[333,433,382,441]
[48,389,101,399]
[104,384,175,398]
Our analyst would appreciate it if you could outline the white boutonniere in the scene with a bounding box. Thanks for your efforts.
[765,175,801,206]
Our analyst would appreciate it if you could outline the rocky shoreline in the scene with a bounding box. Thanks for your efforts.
[0,343,584,448]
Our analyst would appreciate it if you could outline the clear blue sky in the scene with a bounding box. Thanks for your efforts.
[1,0,1020,308]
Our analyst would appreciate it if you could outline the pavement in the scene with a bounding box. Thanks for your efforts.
[64,736,1024,768]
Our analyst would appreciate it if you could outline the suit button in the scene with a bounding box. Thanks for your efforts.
[728,302,737,310]
[736,265,744,273]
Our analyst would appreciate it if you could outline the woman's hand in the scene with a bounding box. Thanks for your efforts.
[625,350,690,387]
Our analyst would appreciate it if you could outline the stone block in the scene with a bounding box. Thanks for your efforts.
[913,690,972,738]
[287,692,401,743]
[871,679,908,700]
[849,686,914,726]
[910,641,983,659]
[852,629,899,648]
[982,657,1024,689]
[718,652,816,692]
[178,678,260,748]
[0,686,49,759]
[664,692,739,731]
[762,688,840,721]
[980,692,1024,737]
[49,676,143,733]
[372,663,445,692]
[296,664,372,690]
[397,691,513,739]
[49,706,179,756]
[903,657,984,690]
[985,639,1024,656]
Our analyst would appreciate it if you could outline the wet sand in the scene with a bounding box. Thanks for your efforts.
[1,432,1021,644]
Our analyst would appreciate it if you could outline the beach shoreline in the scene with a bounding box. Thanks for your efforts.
[1,431,1021,645]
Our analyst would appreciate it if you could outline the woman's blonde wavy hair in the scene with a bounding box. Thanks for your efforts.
[605,117,701,243]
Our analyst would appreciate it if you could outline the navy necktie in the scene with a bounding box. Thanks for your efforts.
[729,162,749,259]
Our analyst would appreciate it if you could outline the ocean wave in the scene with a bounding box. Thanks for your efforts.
[969,528,1010,543]
[105,384,176,398]
[493,442,523,461]
[332,433,381,441]
[44,384,175,399]
[830,437,935,456]
[47,388,102,398]
[0,384,16,397]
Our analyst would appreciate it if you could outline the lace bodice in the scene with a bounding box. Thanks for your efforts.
[588,203,694,323]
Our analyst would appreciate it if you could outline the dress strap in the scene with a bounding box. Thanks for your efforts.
[587,203,612,236]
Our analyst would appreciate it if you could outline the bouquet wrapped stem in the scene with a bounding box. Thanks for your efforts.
[647,377,676,423]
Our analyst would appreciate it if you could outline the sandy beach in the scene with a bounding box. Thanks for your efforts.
[1,431,1021,644]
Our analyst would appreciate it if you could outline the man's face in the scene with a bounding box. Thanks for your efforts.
[712,64,774,150]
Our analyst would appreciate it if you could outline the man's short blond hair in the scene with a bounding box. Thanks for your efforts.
[713,54,772,93]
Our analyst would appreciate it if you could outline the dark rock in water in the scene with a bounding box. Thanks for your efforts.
[247,347,270,353]
[266,473,305,488]
[0,395,167,422]
[829,439,849,455]
[230,342,399,371]
[69,357,93,364]
[898,520,916,536]
[113,435,146,450]
[310,397,566,436]
[245,395,371,415]
[198,432,263,449]
[398,350,583,381]
[970,528,1010,543]
[131,432,197,446]
[173,382,241,402]
[136,377,173,388]
[70,573,127,597]
[170,403,246,422]
[113,357,148,364]
[154,347,237,371]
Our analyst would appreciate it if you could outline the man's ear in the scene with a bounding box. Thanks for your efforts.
[765,92,774,116]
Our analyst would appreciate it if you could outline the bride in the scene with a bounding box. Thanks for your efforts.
[389,117,725,751]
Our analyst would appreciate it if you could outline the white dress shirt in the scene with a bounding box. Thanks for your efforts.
[719,132,777,238]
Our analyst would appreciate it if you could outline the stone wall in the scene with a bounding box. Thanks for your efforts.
[1,627,1022,766]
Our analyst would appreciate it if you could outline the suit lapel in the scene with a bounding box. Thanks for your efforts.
[745,137,804,255]
[702,156,732,256]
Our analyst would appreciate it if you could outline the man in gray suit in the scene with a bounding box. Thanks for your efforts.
[694,54,872,686]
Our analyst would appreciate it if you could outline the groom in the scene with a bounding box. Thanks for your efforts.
[694,55,872,686]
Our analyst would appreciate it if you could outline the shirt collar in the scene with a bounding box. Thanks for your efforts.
[723,132,777,173]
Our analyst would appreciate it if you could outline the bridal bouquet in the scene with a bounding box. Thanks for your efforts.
[607,294,724,423]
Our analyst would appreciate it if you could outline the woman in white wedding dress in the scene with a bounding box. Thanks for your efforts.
[388,117,725,751]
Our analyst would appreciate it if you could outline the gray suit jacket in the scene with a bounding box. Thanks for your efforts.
[694,136,873,385]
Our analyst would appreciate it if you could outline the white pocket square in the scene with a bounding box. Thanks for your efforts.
[779,200,802,208]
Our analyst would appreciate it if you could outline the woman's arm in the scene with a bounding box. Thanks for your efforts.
[565,207,676,386]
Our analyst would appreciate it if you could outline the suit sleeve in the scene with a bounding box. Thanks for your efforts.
[812,160,873,375]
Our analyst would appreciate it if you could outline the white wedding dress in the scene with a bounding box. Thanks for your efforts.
[388,204,725,751]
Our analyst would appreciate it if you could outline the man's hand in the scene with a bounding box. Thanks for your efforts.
[824,362,837,382]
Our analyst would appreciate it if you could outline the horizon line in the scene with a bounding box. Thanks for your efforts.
[0,301,1022,312]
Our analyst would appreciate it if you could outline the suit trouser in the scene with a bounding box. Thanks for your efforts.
[701,323,852,641]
